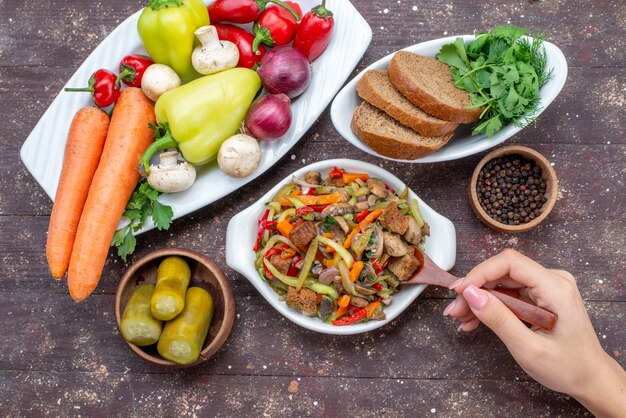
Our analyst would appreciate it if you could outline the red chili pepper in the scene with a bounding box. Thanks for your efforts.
[64,69,121,108]
[214,23,267,69]
[329,166,343,179]
[262,246,282,279]
[332,308,367,326]
[310,204,328,212]
[252,1,302,53]
[209,0,301,24]
[295,206,315,215]
[116,54,153,88]
[372,258,389,274]
[293,0,334,62]
[372,283,383,292]
[356,209,370,223]
[287,254,303,276]
[253,209,270,251]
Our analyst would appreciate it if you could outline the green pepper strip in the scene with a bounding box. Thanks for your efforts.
[263,259,337,298]
[409,199,425,228]
[272,183,297,202]
[296,238,318,291]
[286,196,306,209]
[337,260,359,296]
[317,235,354,268]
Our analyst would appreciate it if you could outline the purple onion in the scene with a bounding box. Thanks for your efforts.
[257,46,312,99]
[245,93,292,141]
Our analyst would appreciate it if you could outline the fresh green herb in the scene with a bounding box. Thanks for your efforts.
[436,25,553,137]
[111,181,174,261]
[322,215,336,232]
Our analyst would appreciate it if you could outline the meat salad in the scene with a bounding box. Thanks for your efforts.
[253,167,430,326]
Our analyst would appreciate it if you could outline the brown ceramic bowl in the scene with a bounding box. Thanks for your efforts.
[115,248,235,368]
[470,145,558,234]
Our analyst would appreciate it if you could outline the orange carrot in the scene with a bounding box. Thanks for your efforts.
[338,294,350,308]
[46,107,110,280]
[335,305,349,319]
[277,219,294,237]
[67,88,156,301]
[358,208,383,231]
[349,261,364,283]
[278,193,341,207]
[343,227,359,248]
[366,301,381,318]
[342,173,369,183]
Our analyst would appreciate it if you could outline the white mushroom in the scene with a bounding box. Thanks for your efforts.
[147,151,196,193]
[217,134,262,178]
[141,64,181,102]
[192,26,239,75]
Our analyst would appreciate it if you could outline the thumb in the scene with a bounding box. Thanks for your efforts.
[463,284,537,350]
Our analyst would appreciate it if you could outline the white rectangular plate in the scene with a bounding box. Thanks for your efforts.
[226,159,457,335]
[20,0,372,234]
[331,34,567,163]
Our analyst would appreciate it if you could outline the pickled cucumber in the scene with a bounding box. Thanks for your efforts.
[150,256,191,321]
[120,284,162,346]
[157,287,214,365]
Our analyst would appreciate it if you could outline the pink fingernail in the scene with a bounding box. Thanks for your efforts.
[463,284,488,310]
[457,323,465,332]
[449,277,464,289]
[443,300,456,316]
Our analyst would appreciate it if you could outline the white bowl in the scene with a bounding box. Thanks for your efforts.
[225,159,456,335]
[331,34,568,163]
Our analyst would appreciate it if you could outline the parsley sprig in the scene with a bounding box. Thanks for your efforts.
[436,25,553,137]
[111,181,173,261]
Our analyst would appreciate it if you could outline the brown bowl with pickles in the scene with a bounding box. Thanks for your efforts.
[114,248,235,368]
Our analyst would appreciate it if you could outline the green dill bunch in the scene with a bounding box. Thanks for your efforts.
[437,25,553,137]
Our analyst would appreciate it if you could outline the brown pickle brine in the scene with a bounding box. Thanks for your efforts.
[477,154,548,225]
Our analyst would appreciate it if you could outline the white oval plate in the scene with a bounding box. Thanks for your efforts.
[225,159,456,335]
[19,0,372,234]
[330,34,568,163]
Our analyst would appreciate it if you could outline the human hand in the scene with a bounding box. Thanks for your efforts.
[445,249,626,416]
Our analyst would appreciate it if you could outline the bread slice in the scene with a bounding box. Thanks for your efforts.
[351,101,454,160]
[356,70,458,137]
[388,51,482,124]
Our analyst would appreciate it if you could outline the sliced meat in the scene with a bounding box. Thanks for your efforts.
[388,252,420,281]
[350,296,369,308]
[356,201,370,211]
[367,194,378,206]
[289,221,317,251]
[403,216,422,245]
[324,177,345,187]
[383,231,409,257]
[321,203,356,217]
[304,171,322,185]
[286,287,318,316]
[354,284,377,295]
[367,178,388,197]
[269,254,291,276]
[380,201,409,235]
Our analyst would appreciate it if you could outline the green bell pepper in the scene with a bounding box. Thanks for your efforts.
[137,0,210,81]
[140,68,261,169]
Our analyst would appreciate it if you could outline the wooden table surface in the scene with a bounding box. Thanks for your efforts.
[1,0,624,416]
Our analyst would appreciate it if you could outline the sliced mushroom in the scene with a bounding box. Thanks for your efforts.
[317,296,336,321]
[421,223,431,237]
[355,201,370,211]
[365,223,384,260]
[358,263,377,284]
[321,203,356,217]
[333,216,350,234]
[311,261,323,276]
[354,284,377,296]
[350,296,369,308]
[367,178,388,197]
[367,194,378,206]
[336,190,350,203]
[304,171,321,185]
[383,231,409,257]
[318,267,339,285]
[317,220,346,243]
[403,216,422,245]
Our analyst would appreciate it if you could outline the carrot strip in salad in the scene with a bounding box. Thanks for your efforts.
[343,173,369,183]
[349,261,364,283]
[278,193,341,207]
[366,301,381,318]
[338,294,350,308]
[276,219,293,237]
[358,208,383,231]
[343,227,359,248]
[335,305,349,320]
